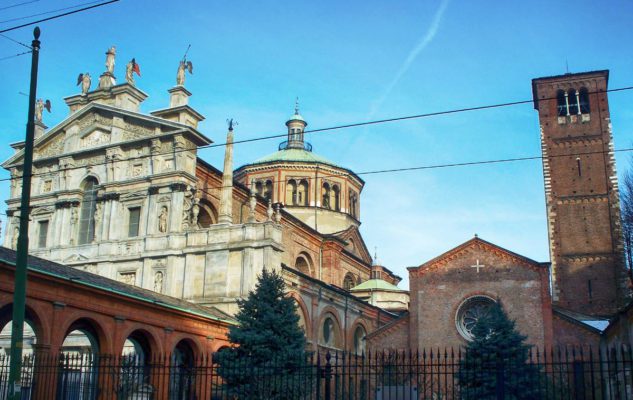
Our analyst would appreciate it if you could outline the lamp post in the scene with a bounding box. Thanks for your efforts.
[8,26,40,400]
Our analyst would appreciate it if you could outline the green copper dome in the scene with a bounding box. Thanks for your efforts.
[252,148,338,167]
[286,112,307,125]
[350,279,404,292]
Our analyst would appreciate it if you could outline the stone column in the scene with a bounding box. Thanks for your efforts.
[217,124,234,224]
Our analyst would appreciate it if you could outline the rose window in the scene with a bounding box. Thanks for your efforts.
[455,296,496,341]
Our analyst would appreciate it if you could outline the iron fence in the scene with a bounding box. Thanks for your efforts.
[0,346,631,399]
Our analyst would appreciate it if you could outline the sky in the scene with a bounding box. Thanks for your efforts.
[1,0,632,289]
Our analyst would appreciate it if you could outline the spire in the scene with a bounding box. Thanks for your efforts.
[294,96,300,115]
[218,119,236,224]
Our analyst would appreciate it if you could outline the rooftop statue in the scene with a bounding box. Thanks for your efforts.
[76,73,91,95]
[105,46,116,74]
[34,99,51,123]
[176,59,193,86]
[125,58,141,86]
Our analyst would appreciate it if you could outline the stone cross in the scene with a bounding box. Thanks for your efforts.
[470,260,485,273]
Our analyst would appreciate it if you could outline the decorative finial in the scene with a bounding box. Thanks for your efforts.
[248,180,257,223]
[266,199,274,221]
[274,203,282,223]
[227,118,238,131]
[294,97,299,115]
[474,233,478,238]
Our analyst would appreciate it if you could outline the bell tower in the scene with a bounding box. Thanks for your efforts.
[532,70,628,316]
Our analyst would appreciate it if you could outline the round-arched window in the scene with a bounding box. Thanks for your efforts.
[353,325,366,355]
[455,296,496,341]
[321,316,339,348]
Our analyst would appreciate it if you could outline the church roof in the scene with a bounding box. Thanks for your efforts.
[0,247,236,325]
[252,148,338,166]
[351,279,405,292]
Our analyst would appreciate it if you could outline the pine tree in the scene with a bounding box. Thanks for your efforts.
[459,302,543,400]
[216,268,311,399]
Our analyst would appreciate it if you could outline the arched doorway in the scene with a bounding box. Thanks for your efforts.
[119,331,154,398]
[169,340,195,400]
[58,321,101,400]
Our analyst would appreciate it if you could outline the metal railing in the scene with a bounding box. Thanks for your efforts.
[0,346,631,399]
[278,140,313,152]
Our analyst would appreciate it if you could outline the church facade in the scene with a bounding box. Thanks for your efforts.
[2,47,402,355]
[368,70,631,351]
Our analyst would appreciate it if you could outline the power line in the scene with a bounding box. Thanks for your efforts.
[0,1,40,12]
[0,0,104,25]
[0,33,32,49]
[1,85,632,183]
[0,49,31,61]
[0,0,119,33]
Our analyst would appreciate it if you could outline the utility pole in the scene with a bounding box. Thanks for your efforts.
[8,26,40,400]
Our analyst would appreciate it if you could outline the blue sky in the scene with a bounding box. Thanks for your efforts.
[1,0,632,288]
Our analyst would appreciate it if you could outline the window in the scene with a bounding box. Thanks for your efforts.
[128,207,141,237]
[321,316,339,348]
[455,296,496,341]
[556,90,566,116]
[78,177,98,245]
[567,89,579,115]
[331,185,340,211]
[298,180,309,206]
[343,273,356,291]
[353,326,366,355]
[38,220,49,248]
[263,180,273,202]
[286,179,297,205]
[349,191,358,218]
[579,87,590,114]
[322,183,331,208]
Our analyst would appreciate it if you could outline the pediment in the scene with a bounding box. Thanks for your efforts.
[409,237,544,278]
[31,206,54,215]
[120,190,148,201]
[78,126,111,148]
[332,226,372,264]
[63,253,89,263]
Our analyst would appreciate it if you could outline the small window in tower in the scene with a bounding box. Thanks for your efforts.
[576,157,582,177]
[38,220,49,248]
[567,89,579,115]
[128,207,141,237]
[587,279,593,299]
[579,88,590,114]
[556,90,567,116]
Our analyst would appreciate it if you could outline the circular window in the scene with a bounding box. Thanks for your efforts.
[455,296,496,341]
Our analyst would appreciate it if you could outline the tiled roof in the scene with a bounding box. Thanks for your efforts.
[0,247,236,325]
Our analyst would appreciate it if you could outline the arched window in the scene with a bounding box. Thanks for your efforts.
[556,89,566,116]
[121,331,153,396]
[297,180,309,206]
[579,87,590,114]
[295,254,312,276]
[78,177,98,245]
[264,180,273,202]
[331,185,340,211]
[197,199,218,228]
[567,89,579,115]
[349,191,358,218]
[255,181,264,197]
[320,315,340,348]
[170,340,195,400]
[322,183,331,209]
[353,325,367,355]
[343,273,356,290]
[286,179,297,205]
[60,326,100,400]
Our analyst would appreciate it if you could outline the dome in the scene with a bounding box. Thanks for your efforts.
[249,148,338,168]
[286,112,307,126]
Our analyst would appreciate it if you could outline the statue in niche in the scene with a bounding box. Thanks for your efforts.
[191,199,200,228]
[154,271,164,293]
[158,206,168,233]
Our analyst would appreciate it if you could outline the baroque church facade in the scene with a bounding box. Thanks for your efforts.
[2,48,404,355]
[3,46,631,353]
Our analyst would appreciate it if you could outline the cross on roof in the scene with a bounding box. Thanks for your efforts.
[470,260,485,273]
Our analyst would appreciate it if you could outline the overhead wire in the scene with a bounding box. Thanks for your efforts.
[0,32,32,49]
[2,84,631,184]
[0,0,105,25]
[0,49,31,61]
[0,1,40,12]
[0,0,119,33]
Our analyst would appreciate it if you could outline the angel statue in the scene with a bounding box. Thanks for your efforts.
[34,98,51,122]
[125,58,141,86]
[76,73,91,95]
[176,59,193,86]
[105,46,116,74]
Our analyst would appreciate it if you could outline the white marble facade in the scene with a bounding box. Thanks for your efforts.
[3,82,283,314]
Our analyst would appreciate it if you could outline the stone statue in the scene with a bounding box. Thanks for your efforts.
[93,203,102,242]
[176,59,193,86]
[158,206,168,233]
[34,99,51,122]
[154,271,164,293]
[267,199,274,221]
[105,46,116,74]
[12,226,19,249]
[125,58,140,86]
[191,201,200,227]
[77,73,91,95]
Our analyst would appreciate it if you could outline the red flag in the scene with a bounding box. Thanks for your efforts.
[132,58,141,77]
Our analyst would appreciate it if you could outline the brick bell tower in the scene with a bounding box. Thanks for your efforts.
[532,70,628,317]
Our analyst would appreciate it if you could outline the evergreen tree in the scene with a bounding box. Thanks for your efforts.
[459,302,543,400]
[216,268,311,399]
